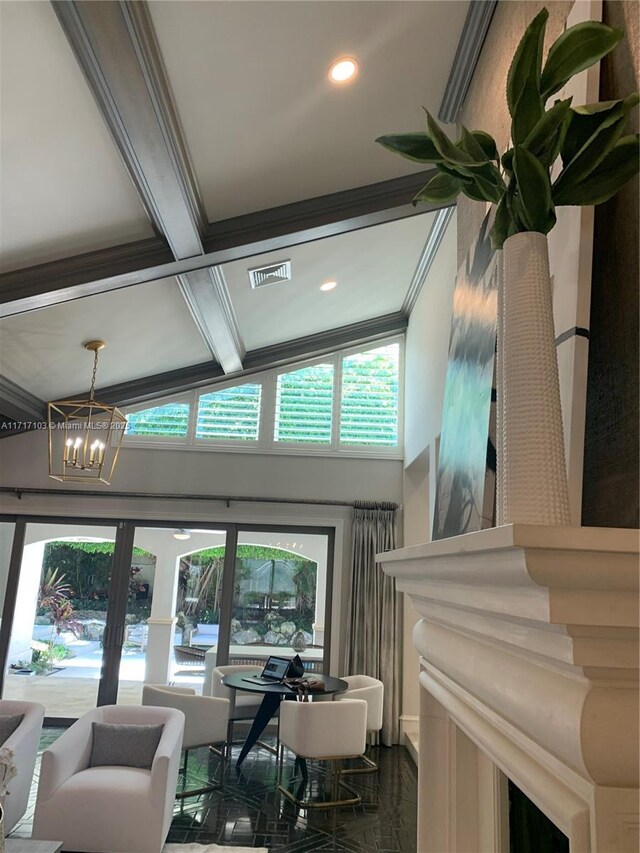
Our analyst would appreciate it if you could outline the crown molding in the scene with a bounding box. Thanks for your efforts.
[438,0,497,123]
[402,206,455,316]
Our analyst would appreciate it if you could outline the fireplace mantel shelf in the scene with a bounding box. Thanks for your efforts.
[379,524,639,853]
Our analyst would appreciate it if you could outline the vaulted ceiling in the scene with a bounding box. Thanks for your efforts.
[0,0,486,425]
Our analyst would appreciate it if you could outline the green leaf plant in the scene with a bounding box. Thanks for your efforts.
[376,7,639,249]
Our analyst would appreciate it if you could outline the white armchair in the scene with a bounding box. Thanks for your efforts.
[210,665,266,747]
[142,684,229,797]
[0,699,44,834]
[337,674,384,773]
[32,704,184,853]
[278,698,367,809]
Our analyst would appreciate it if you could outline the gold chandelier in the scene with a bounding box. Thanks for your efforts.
[47,341,126,484]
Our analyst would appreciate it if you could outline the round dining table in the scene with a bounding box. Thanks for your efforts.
[222,669,348,767]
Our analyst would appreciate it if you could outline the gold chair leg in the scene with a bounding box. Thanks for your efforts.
[176,743,225,799]
[341,732,379,775]
[278,755,362,809]
[340,752,378,775]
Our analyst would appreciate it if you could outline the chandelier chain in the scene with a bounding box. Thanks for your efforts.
[89,348,100,400]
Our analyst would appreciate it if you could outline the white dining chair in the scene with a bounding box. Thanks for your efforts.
[278,698,367,808]
[142,683,229,797]
[210,664,276,753]
[337,674,384,773]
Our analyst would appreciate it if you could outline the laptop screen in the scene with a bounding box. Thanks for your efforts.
[261,656,291,680]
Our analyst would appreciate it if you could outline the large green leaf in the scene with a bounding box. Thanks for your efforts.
[513,146,555,232]
[553,134,639,205]
[490,194,511,249]
[501,148,514,174]
[458,125,491,161]
[413,172,462,205]
[523,97,573,160]
[507,8,548,116]
[425,111,489,168]
[541,22,623,100]
[375,132,441,163]
[468,168,505,204]
[554,114,628,194]
[471,131,499,162]
[561,93,639,165]
[512,77,545,144]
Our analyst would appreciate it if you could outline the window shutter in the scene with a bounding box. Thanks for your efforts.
[125,402,190,437]
[274,363,334,444]
[196,384,262,440]
[340,343,400,446]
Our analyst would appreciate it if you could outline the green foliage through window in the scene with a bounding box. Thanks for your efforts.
[126,401,189,437]
[340,344,399,446]
[197,384,261,441]
[274,363,334,444]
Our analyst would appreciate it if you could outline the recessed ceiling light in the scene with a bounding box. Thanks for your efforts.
[328,58,358,84]
[173,529,191,540]
[320,280,338,292]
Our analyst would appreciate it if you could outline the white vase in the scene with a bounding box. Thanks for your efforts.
[497,231,571,526]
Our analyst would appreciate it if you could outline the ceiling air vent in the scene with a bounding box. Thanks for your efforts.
[248,260,291,289]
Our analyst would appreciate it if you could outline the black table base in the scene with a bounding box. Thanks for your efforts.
[235,691,283,767]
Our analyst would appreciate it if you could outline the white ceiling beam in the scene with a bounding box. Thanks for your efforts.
[52,0,244,373]
[0,170,441,319]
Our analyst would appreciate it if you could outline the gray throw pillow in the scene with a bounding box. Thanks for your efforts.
[90,722,164,770]
[0,713,24,745]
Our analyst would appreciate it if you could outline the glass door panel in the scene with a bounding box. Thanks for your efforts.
[231,530,331,674]
[116,526,228,703]
[2,521,117,718]
[0,521,16,619]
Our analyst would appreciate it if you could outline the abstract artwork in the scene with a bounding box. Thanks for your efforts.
[433,214,499,540]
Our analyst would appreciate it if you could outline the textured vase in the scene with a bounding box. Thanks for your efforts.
[497,232,571,526]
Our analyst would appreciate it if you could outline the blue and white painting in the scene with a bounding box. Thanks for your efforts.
[433,215,498,540]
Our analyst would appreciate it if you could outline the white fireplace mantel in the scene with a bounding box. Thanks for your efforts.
[379,524,639,853]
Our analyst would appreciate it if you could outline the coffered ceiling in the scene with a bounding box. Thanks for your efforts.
[0,0,483,426]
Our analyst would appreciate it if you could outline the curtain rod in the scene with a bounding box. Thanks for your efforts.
[0,486,380,509]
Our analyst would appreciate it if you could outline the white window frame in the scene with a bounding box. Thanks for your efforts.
[120,335,404,459]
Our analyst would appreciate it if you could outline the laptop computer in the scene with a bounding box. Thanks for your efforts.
[242,655,292,685]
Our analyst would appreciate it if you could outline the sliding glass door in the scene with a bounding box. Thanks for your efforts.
[116,525,230,704]
[224,526,334,675]
[0,518,334,718]
[1,520,118,719]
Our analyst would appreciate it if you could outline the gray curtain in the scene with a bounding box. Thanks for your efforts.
[344,501,401,745]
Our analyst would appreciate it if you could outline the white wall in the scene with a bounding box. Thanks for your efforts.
[0,431,402,504]
[401,213,458,731]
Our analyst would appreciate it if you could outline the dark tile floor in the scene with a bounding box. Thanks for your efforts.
[12,728,418,851]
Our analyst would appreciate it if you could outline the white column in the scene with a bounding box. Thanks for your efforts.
[313,554,326,645]
[144,553,179,684]
[7,542,44,665]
